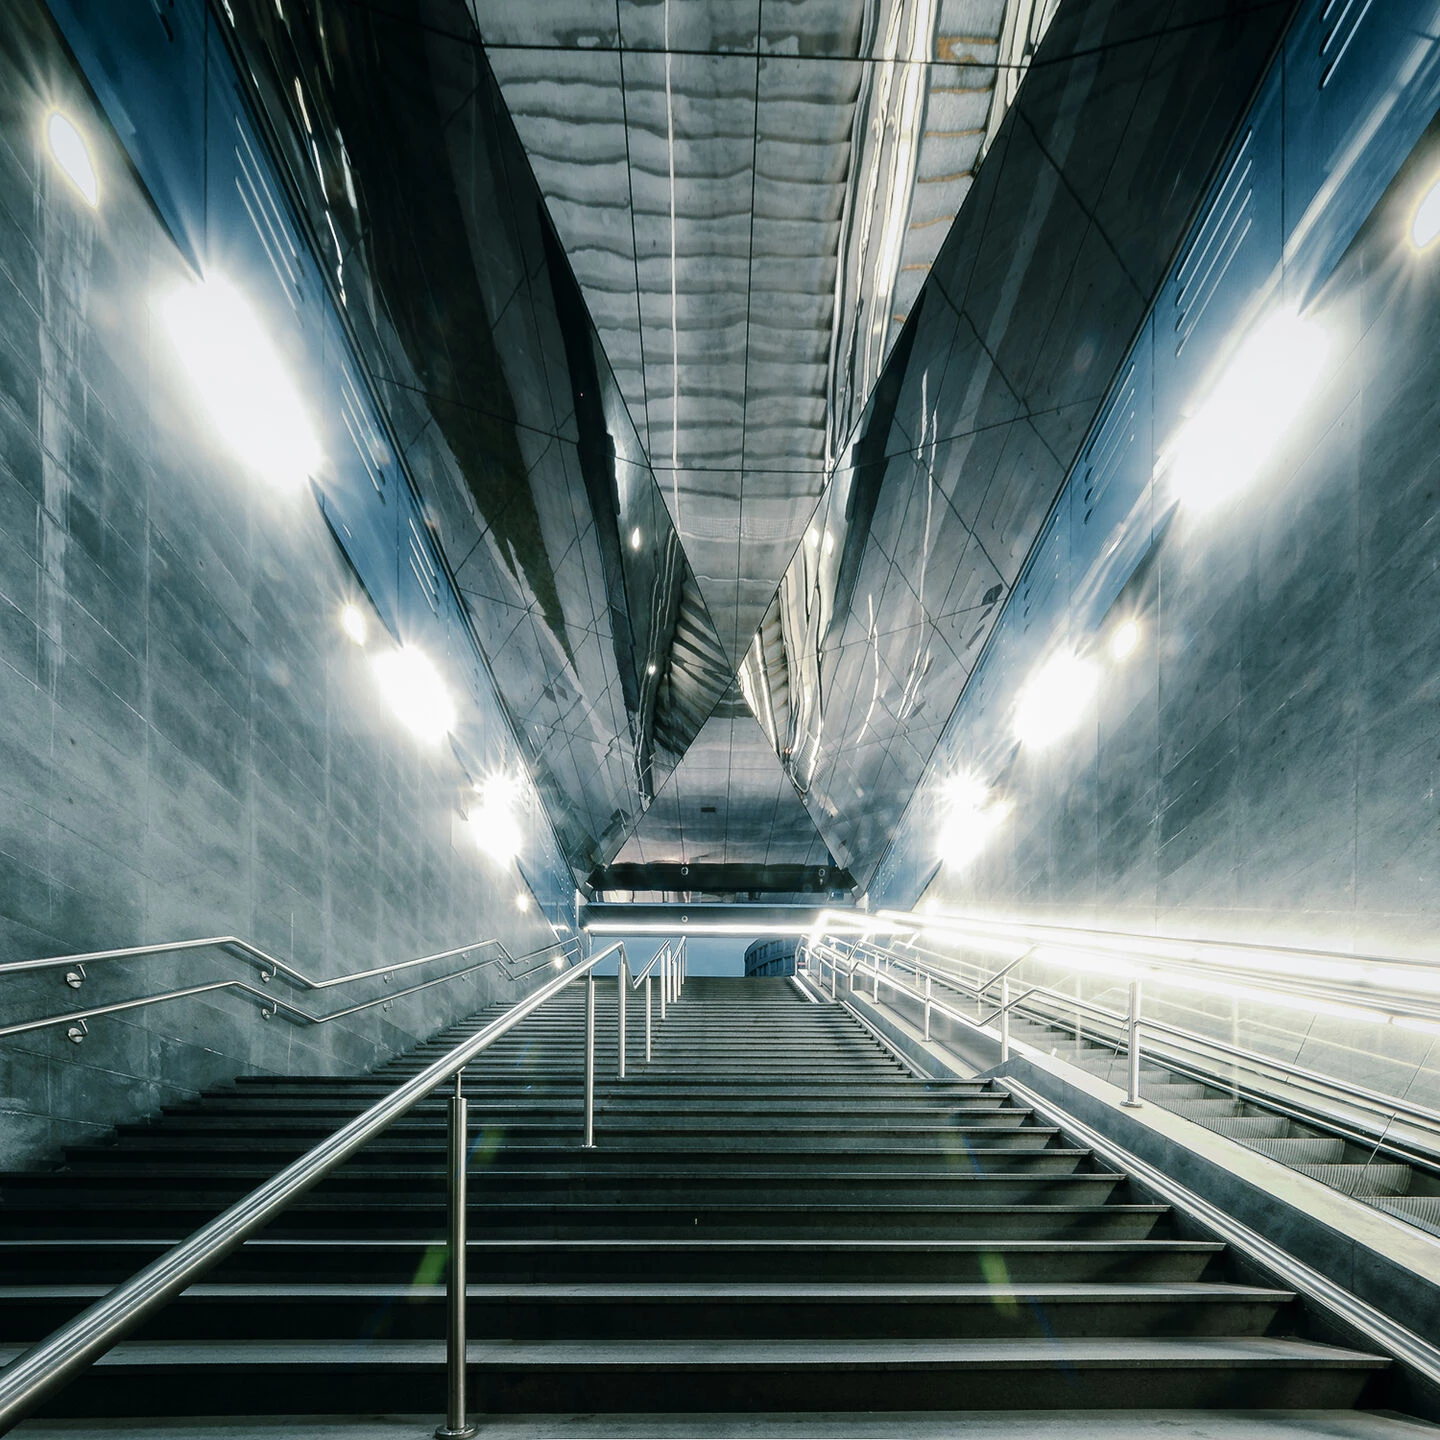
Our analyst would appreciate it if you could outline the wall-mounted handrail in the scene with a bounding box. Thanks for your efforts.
[0,934,580,1041]
[0,940,624,1432]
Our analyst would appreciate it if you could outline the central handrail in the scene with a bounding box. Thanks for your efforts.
[0,933,580,1041]
[0,940,623,1432]
[618,936,686,1072]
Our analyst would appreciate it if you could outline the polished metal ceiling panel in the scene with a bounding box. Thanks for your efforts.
[223,0,735,876]
[471,0,1030,669]
[610,682,838,871]
[745,0,1301,890]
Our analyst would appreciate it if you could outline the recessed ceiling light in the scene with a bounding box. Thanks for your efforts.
[1412,172,1440,250]
[1164,310,1329,514]
[370,645,455,743]
[1014,651,1098,749]
[45,111,98,208]
[159,274,323,489]
[340,603,368,645]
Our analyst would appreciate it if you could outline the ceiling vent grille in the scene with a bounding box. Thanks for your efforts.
[1173,130,1253,355]
[1081,363,1137,524]
[407,513,440,613]
[234,119,301,308]
[1320,0,1375,88]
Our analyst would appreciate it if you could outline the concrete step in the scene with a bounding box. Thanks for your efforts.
[55,1144,1088,1176]
[7,1337,1385,1416]
[0,1237,1227,1285]
[0,1201,1174,1243]
[0,1169,1128,1208]
[0,1281,1296,1344]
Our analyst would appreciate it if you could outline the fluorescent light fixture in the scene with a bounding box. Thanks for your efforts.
[466,773,523,864]
[340,603,368,646]
[1412,173,1440,250]
[370,645,455,743]
[45,111,98,207]
[630,527,642,550]
[1165,310,1330,514]
[1111,619,1140,660]
[159,275,323,489]
[1014,650,1098,749]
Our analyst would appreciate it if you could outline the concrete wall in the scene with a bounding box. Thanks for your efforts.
[0,5,560,1168]
[925,122,1440,967]
[917,112,1440,1099]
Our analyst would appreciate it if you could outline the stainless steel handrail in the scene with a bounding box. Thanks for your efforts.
[0,940,623,1431]
[803,938,1440,1140]
[878,918,1440,1022]
[623,936,686,1064]
[0,933,579,1041]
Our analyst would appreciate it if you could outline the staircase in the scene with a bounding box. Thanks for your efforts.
[0,976,1398,1428]
[1007,1012,1440,1236]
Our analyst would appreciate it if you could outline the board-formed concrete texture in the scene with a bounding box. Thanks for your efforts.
[0,4,561,1169]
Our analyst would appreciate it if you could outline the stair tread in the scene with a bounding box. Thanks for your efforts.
[0,1337,1383,1368]
[0,1281,1290,1301]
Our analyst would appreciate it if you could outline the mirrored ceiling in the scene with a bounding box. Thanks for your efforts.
[468,0,1047,668]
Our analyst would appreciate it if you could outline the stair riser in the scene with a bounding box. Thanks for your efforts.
[28,1357,1378,1418]
[0,1296,1291,1344]
[0,1245,1224,1286]
[54,1150,1087,1176]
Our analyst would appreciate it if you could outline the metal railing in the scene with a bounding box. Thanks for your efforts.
[0,931,579,1044]
[618,936,687,1072]
[0,937,695,1435]
[799,936,1440,1160]
[866,910,1440,1028]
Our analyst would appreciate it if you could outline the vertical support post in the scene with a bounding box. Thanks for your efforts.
[923,974,932,1042]
[830,958,837,1001]
[645,974,652,1062]
[660,951,669,1020]
[436,1070,475,1439]
[584,973,596,1146]
[872,958,879,1003]
[618,958,628,1080]
[1124,980,1143,1107]
[999,979,1010,1064]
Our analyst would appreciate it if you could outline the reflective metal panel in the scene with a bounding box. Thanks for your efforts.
[751,0,1301,890]
[220,0,734,876]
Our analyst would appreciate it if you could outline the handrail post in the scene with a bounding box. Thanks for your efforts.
[1124,980,1143,1107]
[617,957,628,1080]
[435,1069,475,1439]
[645,974,653,1062]
[660,951,669,1021]
[872,959,879,1003]
[999,978,1010,1064]
[830,956,837,1001]
[924,974,932,1042]
[584,973,596,1147]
